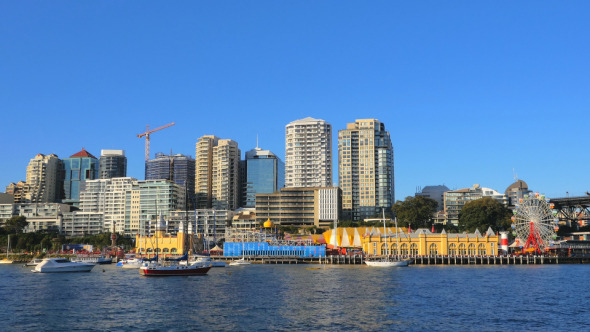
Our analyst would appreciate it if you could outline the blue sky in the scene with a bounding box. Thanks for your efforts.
[1,1,589,201]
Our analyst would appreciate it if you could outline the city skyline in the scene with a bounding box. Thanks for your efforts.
[2,2,590,201]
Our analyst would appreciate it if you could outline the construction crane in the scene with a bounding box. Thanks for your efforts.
[137,122,175,161]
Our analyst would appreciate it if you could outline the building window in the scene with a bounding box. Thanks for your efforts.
[410,243,418,256]
[429,243,438,255]
[458,244,466,255]
[449,243,457,255]
[400,243,408,255]
[477,243,486,256]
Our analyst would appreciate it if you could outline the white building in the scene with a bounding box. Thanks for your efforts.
[285,117,332,188]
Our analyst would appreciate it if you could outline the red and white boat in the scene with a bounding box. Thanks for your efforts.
[139,261,211,276]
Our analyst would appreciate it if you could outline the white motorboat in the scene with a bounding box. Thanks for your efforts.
[116,254,145,269]
[185,255,226,267]
[33,258,95,273]
[72,255,113,265]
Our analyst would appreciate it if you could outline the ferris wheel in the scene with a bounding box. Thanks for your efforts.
[511,193,559,253]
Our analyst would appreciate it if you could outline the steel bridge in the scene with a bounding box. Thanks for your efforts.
[550,195,590,226]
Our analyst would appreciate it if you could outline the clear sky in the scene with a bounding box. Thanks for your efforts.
[1,1,589,201]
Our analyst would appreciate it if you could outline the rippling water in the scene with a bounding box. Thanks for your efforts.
[0,263,588,331]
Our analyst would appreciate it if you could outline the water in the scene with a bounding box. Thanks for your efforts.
[0,263,588,331]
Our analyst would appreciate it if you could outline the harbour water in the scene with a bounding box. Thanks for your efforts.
[0,263,588,331]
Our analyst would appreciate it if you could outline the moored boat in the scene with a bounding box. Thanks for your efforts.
[1,235,14,264]
[139,261,211,276]
[33,258,95,273]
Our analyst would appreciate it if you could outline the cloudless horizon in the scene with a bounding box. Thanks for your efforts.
[1,1,589,201]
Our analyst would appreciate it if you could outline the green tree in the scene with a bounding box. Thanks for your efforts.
[392,196,438,228]
[4,216,28,234]
[458,197,512,233]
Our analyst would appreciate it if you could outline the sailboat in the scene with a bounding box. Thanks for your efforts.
[365,210,411,267]
[0,235,13,264]
[139,213,211,276]
[229,231,251,266]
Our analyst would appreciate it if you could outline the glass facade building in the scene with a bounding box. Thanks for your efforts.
[99,150,127,179]
[244,147,285,208]
[63,148,99,206]
[146,153,195,208]
[338,119,394,221]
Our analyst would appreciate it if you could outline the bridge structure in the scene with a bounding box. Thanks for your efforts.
[550,195,590,227]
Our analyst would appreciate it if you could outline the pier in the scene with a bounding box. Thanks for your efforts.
[217,255,590,265]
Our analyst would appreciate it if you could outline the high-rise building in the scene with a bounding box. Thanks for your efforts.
[99,150,127,179]
[285,117,332,188]
[146,153,195,208]
[243,146,285,208]
[24,153,63,203]
[338,119,395,221]
[62,148,99,206]
[195,136,241,210]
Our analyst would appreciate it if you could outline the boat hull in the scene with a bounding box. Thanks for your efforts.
[139,265,211,276]
[0,260,13,264]
[365,259,411,267]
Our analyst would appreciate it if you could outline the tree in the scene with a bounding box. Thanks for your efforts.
[392,196,438,228]
[4,216,28,234]
[458,197,512,233]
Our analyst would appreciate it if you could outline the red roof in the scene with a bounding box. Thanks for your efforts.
[70,148,97,159]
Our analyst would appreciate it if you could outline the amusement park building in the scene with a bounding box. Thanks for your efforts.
[320,227,499,256]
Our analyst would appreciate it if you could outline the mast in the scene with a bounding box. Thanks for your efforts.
[395,217,401,259]
[382,209,387,258]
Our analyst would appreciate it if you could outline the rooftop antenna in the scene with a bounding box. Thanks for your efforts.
[513,168,518,182]
[256,134,259,149]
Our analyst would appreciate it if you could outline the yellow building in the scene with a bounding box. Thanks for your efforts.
[321,227,499,256]
[362,228,499,256]
[135,229,189,256]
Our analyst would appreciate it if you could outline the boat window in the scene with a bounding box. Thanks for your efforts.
[55,259,70,263]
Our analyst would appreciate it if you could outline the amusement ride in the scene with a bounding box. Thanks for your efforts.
[511,193,559,254]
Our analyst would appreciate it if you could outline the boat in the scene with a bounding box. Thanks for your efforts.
[139,260,212,276]
[365,210,411,267]
[229,234,251,266]
[116,254,145,269]
[33,258,95,273]
[139,214,211,276]
[72,255,113,265]
[25,258,44,266]
[184,255,226,267]
[0,235,13,264]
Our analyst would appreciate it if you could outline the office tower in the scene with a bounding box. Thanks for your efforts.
[243,146,285,208]
[146,152,195,208]
[338,119,394,221]
[24,153,62,203]
[99,150,127,179]
[62,148,99,206]
[195,136,241,210]
[285,117,332,188]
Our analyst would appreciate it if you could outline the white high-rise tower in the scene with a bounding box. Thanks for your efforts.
[285,117,332,188]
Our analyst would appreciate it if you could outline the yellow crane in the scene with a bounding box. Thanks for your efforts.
[137,122,175,161]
